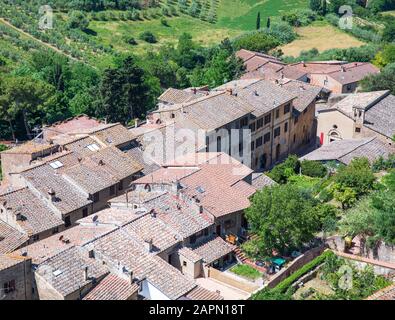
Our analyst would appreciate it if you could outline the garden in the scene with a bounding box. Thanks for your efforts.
[251,250,392,300]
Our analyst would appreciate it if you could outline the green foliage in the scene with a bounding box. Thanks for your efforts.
[256,12,261,30]
[309,0,322,12]
[233,31,280,53]
[301,160,327,178]
[334,158,376,197]
[245,184,320,256]
[268,155,300,184]
[230,264,262,280]
[252,251,334,300]
[372,44,395,68]
[282,9,318,27]
[139,31,157,43]
[96,55,157,123]
[361,63,395,95]
[372,154,395,172]
[68,10,90,30]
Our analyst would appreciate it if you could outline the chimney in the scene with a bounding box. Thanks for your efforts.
[48,189,56,202]
[341,66,346,72]
[88,249,95,259]
[98,160,105,166]
[302,61,306,67]
[135,118,139,128]
[193,88,197,94]
[254,90,259,96]
[129,271,134,284]
[77,157,82,163]
[144,238,153,253]
[226,88,233,95]
[83,266,89,281]
[150,209,156,218]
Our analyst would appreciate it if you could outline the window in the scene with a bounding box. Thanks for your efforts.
[264,132,271,144]
[93,193,100,203]
[257,118,264,129]
[110,185,115,196]
[190,235,197,244]
[294,116,299,124]
[274,127,281,138]
[251,141,255,151]
[3,280,15,294]
[249,122,256,132]
[276,109,280,119]
[239,142,243,157]
[118,180,124,191]
[256,137,263,147]
[83,208,88,218]
[86,144,100,152]
[217,136,221,152]
[32,234,39,242]
[284,104,291,114]
[240,117,249,127]
[284,122,288,133]
[49,161,63,169]
[355,127,361,133]
[264,114,271,125]
[65,216,71,228]
[183,261,187,267]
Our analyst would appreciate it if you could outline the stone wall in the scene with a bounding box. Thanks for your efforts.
[266,246,326,289]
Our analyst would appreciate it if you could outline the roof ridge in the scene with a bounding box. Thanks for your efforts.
[0,187,28,197]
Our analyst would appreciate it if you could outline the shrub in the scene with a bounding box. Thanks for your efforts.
[160,18,169,26]
[139,31,157,43]
[124,36,138,45]
[268,155,300,184]
[233,31,280,53]
[301,160,327,178]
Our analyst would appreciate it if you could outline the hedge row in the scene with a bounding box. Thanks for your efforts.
[274,250,334,293]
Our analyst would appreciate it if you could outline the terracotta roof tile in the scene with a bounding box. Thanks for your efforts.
[83,273,139,300]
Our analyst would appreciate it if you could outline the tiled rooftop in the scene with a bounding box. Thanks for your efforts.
[20,224,115,265]
[0,188,64,236]
[83,273,139,300]
[184,285,224,300]
[190,236,235,264]
[0,254,28,271]
[91,227,196,300]
[301,138,395,165]
[251,173,277,190]
[0,220,29,254]
[36,246,109,298]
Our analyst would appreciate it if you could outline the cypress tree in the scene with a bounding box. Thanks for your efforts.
[256,12,261,30]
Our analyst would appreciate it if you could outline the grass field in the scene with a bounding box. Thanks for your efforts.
[216,0,307,30]
[88,0,308,55]
[280,21,366,57]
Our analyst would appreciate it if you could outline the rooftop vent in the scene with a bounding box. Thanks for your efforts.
[196,186,205,194]
[53,269,63,277]
[49,161,63,169]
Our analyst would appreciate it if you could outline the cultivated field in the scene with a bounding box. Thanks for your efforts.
[279,21,366,57]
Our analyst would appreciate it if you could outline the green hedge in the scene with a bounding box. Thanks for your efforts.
[275,250,334,293]
[252,250,334,300]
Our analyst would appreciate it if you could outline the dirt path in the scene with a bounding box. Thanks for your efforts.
[0,17,81,63]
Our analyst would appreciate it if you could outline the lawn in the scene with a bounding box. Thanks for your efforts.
[230,264,262,280]
[89,14,242,56]
[87,0,309,55]
[216,0,307,30]
[287,175,322,190]
[280,21,366,57]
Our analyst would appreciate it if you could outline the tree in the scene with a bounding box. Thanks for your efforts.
[310,0,321,12]
[301,160,327,178]
[68,10,90,30]
[256,12,261,30]
[245,184,320,256]
[267,17,271,29]
[0,76,57,138]
[372,44,395,68]
[139,31,157,43]
[96,56,152,123]
[335,157,376,196]
[322,0,327,15]
[382,22,395,42]
[233,32,280,54]
[361,63,395,94]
